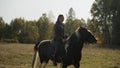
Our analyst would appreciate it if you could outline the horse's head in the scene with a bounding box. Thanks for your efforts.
[76,27,97,44]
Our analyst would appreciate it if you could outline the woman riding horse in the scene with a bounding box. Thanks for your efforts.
[53,14,66,65]
[32,25,97,68]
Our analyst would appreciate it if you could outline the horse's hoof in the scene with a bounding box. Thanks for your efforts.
[53,61,57,66]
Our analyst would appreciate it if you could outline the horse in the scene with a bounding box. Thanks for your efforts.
[32,26,97,68]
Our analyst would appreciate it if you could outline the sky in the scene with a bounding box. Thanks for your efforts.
[0,0,94,24]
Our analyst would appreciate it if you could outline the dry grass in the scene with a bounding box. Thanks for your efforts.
[0,43,34,68]
[0,43,120,68]
[81,44,120,68]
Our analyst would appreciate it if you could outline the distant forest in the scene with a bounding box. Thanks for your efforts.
[0,0,120,45]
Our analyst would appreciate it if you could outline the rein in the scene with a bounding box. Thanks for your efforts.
[65,27,81,53]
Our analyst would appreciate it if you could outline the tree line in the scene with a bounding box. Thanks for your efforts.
[0,8,86,44]
[0,14,53,43]
[0,0,120,45]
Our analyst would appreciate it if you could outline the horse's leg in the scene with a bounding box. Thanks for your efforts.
[57,63,63,68]
[73,62,80,68]
[41,62,47,68]
[62,64,67,68]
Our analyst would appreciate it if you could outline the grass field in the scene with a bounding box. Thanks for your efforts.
[0,43,120,68]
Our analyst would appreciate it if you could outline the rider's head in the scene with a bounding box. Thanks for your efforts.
[56,14,64,23]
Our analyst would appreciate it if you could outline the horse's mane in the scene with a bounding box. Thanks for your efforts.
[70,27,86,39]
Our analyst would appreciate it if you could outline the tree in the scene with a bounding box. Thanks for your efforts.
[10,18,25,41]
[91,0,113,44]
[48,11,55,22]
[18,20,39,43]
[87,19,103,43]
[65,8,86,36]
[9,18,39,43]
[37,13,53,41]
[67,7,76,20]
[91,0,120,45]
[110,0,120,45]
[0,17,6,40]
[65,8,76,35]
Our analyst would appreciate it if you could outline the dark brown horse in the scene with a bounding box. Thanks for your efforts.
[32,27,97,68]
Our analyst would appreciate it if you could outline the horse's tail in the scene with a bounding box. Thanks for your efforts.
[32,42,40,68]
